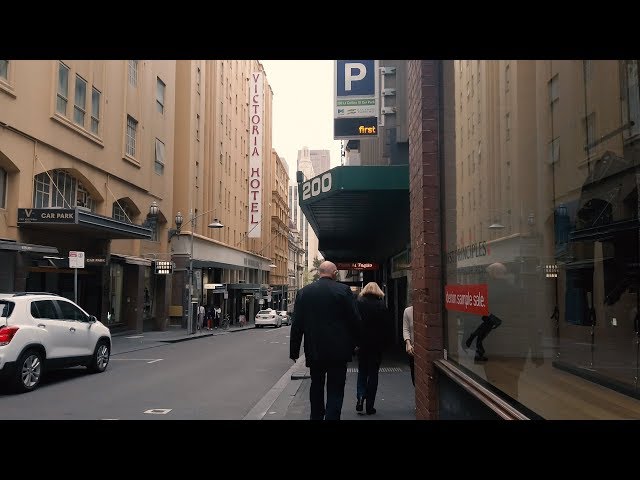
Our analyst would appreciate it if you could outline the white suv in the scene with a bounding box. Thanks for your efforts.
[0,293,112,393]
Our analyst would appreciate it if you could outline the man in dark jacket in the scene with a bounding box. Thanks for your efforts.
[290,260,362,420]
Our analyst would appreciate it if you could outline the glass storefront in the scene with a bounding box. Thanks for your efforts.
[443,60,640,419]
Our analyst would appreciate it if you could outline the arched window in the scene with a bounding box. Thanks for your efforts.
[112,201,133,223]
[33,169,95,211]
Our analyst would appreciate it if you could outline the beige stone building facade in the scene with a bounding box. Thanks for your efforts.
[0,59,281,331]
[0,60,175,332]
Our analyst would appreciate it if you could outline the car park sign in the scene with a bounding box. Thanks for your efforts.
[334,60,379,139]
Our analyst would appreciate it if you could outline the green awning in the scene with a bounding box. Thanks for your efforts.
[299,165,409,263]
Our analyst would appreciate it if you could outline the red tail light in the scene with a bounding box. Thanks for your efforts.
[0,326,19,346]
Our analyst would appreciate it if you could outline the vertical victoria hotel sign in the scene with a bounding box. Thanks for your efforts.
[248,71,263,238]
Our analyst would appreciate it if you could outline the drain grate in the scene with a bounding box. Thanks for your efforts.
[347,367,404,373]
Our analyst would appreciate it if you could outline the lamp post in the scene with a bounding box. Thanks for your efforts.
[169,209,224,335]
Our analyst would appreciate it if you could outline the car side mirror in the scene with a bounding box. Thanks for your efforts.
[88,315,97,323]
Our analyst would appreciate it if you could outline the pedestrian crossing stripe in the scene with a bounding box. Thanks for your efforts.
[347,367,404,373]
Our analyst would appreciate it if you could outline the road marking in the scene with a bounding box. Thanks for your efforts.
[101,418,120,420]
[268,411,277,414]
[144,408,172,415]
[111,358,162,362]
[269,341,280,344]
[285,335,290,338]
[125,335,144,339]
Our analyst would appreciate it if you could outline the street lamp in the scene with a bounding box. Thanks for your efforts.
[170,208,224,334]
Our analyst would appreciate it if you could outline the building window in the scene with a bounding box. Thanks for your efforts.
[549,74,559,103]
[505,64,511,93]
[56,62,69,115]
[156,77,165,114]
[155,138,165,174]
[91,87,101,134]
[586,112,596,149]
[584,60,592,82]
[128,60,138,87]
[126,115,138,157]
[0,60,8,81]
[73,75,87,126]
[0,167,6,209]
[33,170,95,211]
[549,136,560,164]
[112,202,132,223]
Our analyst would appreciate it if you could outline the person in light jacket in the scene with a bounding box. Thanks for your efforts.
[403,305,415,386]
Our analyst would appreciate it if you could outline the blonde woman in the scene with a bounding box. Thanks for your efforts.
[355,282,392,415]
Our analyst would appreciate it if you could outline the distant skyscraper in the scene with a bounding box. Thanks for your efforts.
[295,147,321,272]
[310,149,330,175]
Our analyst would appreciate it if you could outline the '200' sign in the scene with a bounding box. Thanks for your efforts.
[302,173,332,200]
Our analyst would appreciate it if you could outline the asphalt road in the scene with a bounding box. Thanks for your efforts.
[0,325,294,419]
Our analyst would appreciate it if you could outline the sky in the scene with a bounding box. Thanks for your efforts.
[260,60,343,180]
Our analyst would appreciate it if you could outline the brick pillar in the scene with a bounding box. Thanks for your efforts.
[408,60,444,420]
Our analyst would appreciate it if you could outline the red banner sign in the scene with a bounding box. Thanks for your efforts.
[335,262,379,271]
[445,284,489,316]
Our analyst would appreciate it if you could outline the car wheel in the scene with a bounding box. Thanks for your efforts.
[14,349,43,393]
[88,340,110,373]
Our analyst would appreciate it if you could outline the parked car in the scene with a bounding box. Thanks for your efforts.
[0,292,112,393]
[255,308,282,328]
[277,311,290,325]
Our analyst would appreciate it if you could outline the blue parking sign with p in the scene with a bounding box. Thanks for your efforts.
[337,60,375,97]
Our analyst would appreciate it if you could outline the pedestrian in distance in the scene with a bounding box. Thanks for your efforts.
[290,260,362,420]
[403,305,415,386]
[197,303,205,331]
[355,282,392,415]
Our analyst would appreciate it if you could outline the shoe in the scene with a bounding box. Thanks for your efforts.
[356,397,364,412]
[366,407,376,415]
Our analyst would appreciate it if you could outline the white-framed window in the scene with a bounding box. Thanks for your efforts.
[128,60,138,87]
[56,62,69,115]
[33,169,95,211]
[126,115,138,157]
[112,201,132,223]
[0,61,8,81]
[91,87,100,135]
[155,138,165,174]
[0,167,6,209]
[156,77,165,114]
[74,75,87,126]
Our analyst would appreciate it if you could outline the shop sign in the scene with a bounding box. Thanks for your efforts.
[18,208,77,224]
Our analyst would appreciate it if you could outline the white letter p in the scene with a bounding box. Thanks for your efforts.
[345,62,366,91]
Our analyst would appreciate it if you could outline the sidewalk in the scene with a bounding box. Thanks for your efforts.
[262,347,417,420]
[110,320,255,355]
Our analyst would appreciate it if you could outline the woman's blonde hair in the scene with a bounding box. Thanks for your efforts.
[359,281,385,298]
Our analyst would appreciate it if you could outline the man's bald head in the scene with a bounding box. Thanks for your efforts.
[318,261,338,279]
